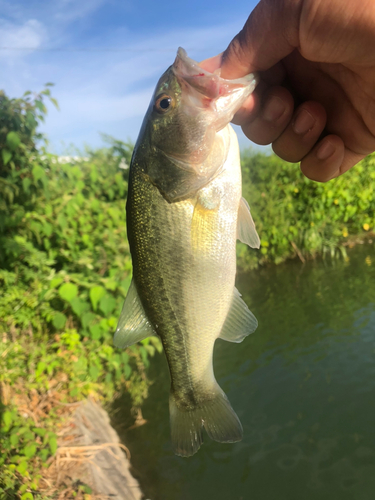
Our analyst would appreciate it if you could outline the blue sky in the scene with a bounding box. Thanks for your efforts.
[1,0,261,154]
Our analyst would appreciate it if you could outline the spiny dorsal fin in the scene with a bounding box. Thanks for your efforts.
[113,279,155,348]
[237,196,260,249]
[219,287,258,343]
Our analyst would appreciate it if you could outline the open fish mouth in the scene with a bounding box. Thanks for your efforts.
[172,47,258,129]
[172,47,258,102]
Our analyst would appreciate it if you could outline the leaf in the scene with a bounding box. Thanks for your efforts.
[42,222,53,237]
[81,484,92,494]
[35,99,47,113]
[57,213,67,229]
[23,443,37,458]
[89,365,100,381]
[22,177,31,193]
[24,431,35,441]
[89,323,102,340]
[49,97,60,110]
[25,110,37,128]
[35,361,47,377]
[81,312,96,330]
[50,277,64,289]
[150,337,163,353]
[49,434,58,454]
[70,297,90,317]
[90,285,106,311]
[73,356,88,374]
[6,131,21,151]
[21,493,34,500]
[124,364,132,378]
[2,410,13,430]
[32,164,45,183]
[39,449,49,461]
[10,433,19,447]
[33,428,46,437]
[16,460,28,476]
[139,347,149,368]
[120,276,132,294]
[53,312,67,329]
[99,294,117,316]
[59,282,78,303]
[2,148,12,165]
[19,484,28,494]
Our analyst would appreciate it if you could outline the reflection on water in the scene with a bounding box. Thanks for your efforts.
[111,244,375,500]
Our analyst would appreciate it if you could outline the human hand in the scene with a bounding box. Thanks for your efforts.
[201,0,375,181]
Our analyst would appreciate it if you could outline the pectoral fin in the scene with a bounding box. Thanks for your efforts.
[237,197,260,249]
[219,287,258,343]
[113,279,155,348]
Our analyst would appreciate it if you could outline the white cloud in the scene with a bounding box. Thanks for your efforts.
[0,18,46,50]
[52,0,107,23]
[0,4,255,152]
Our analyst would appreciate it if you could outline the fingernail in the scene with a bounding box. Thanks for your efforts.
[316,141,335,161]
[263,96,286,122]
[293,109,315,135]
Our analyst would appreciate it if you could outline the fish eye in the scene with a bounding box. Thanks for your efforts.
[155,94,173,114]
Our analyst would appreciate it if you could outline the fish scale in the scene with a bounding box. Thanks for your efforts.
[114,48,260,456]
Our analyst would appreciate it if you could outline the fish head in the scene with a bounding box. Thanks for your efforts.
[134,48,257,202]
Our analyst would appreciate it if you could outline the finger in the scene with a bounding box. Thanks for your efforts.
[199,54,222,72]
[258,62,287,86]
[220,0,302,78]
[272,102,327,162]
[337,150,367,177]
[282,51,375,155]
[240,86,294,146]
[231,92,259,126]
[300,135,346,181]
[231,79,270,126]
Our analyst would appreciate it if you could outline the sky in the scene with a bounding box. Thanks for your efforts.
[0,0,263,154]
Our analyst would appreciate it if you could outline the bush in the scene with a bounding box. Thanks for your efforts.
[239,150,375,269]
[0,90,160,497]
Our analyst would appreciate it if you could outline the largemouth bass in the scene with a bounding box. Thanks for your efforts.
[114,48,260,457]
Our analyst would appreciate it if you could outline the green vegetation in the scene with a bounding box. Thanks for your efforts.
[239,150,375,270]
[1,87,375,497]
[0,89,161,498]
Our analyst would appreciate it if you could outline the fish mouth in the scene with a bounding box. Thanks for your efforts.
[172,47,258,102]
[172,47,257,128]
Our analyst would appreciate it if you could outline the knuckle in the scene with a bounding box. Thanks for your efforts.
[222,33,251,74]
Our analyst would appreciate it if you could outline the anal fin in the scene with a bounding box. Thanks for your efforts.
[219,287,258,343]
[113,279,155,348]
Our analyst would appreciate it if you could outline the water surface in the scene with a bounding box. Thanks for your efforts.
[112,244,375,500]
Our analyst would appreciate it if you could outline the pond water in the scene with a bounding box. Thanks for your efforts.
[111,243,375,500]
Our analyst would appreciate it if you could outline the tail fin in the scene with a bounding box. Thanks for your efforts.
[169,385,243,457]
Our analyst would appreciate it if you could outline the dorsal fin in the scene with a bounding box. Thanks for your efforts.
[113,279,155,348]
[237,197,260,249]
[219,287,258,343]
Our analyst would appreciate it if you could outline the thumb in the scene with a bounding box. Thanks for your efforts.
[219,0,303,79]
